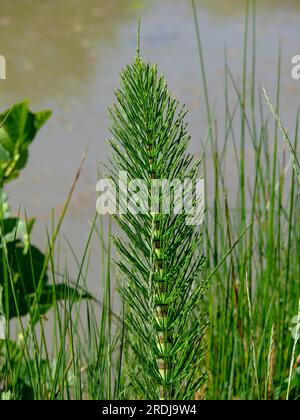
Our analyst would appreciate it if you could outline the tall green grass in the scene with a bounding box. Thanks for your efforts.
[192,0,300,400]
[0,160,123,400]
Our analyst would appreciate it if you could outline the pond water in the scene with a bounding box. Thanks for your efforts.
[0,0,299,293]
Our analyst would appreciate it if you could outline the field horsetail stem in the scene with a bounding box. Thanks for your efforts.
[107,29,207,399]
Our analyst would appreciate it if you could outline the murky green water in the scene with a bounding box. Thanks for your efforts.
[0,0,299,289]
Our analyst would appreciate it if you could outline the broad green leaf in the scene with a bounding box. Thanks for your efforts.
[0,218,28,246]
[0,101,52,185]
[0,240,92,321]
[0,189,10,219]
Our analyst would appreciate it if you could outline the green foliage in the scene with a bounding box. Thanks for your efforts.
[1,3,299,400]
[0,101,51,186]
[0,101,97,401]
[276,368,300,400]
[1,239,47,318]
[263,88,300,185]
[0,213,116,400]
[108,55,207,399]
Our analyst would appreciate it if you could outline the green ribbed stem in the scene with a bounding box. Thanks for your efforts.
[150,167,172,399]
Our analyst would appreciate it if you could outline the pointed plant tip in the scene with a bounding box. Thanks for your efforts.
[136,18,142,61]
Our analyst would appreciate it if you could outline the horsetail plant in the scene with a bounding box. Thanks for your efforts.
[106,42,207,400]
